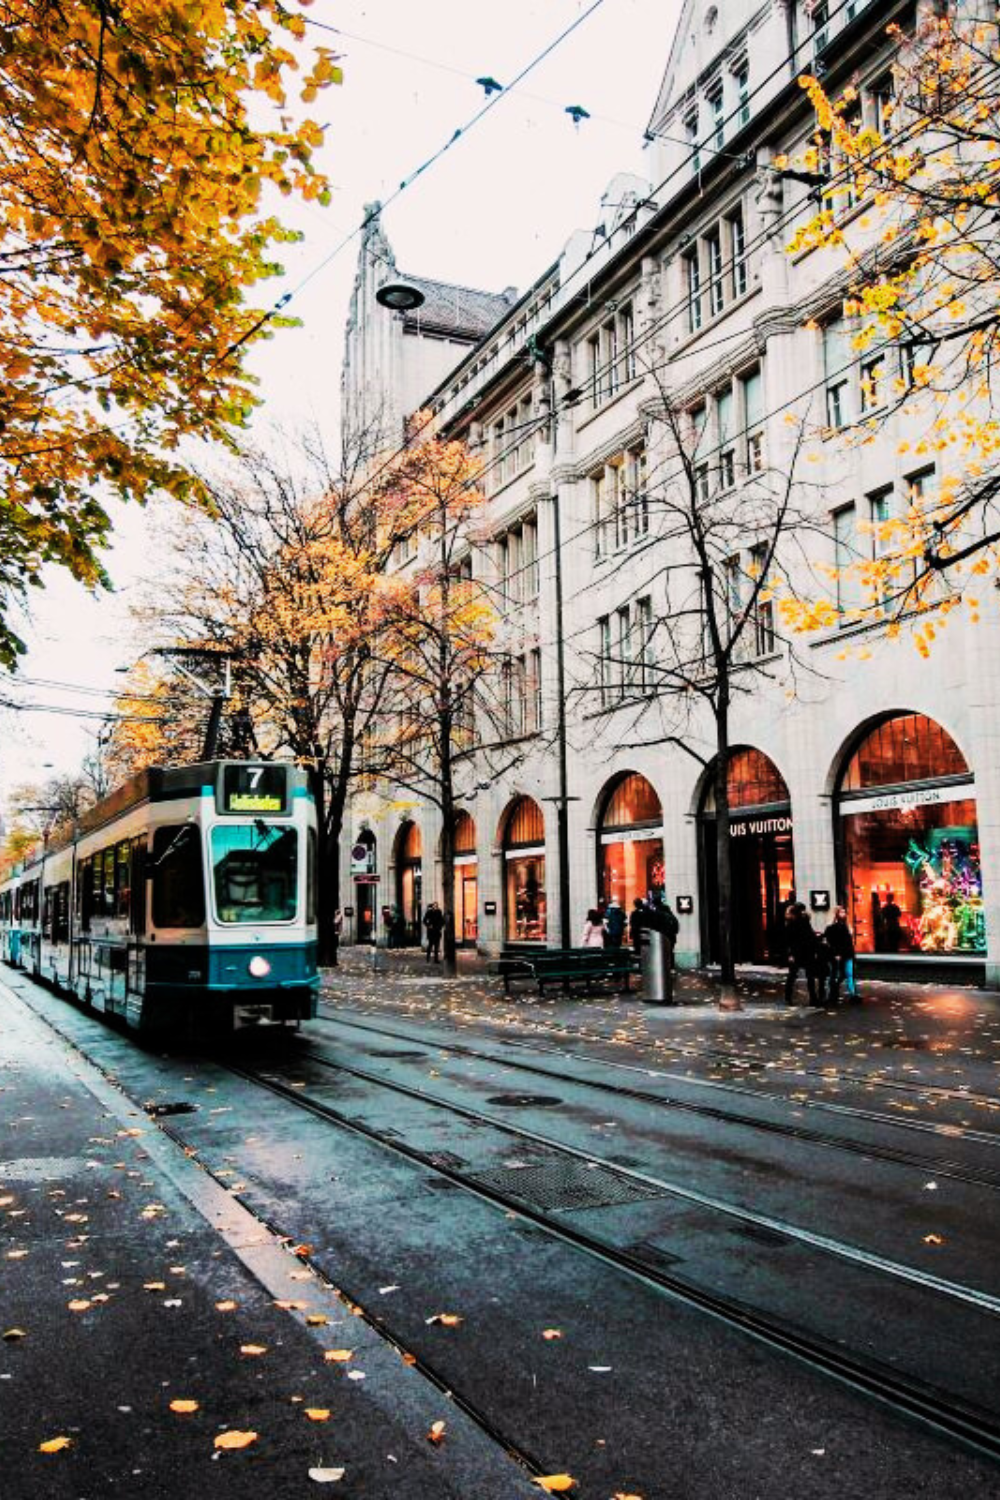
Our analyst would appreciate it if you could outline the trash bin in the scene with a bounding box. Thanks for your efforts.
[640,926,674,1004]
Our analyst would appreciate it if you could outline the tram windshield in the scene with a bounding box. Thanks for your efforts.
[211,823,298,924]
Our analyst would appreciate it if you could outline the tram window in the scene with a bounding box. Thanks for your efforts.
[130,838,146,935]
[152,824,206,929]
[42,887,54,939]
[80,859,93,931]
[102,846,116,916]
[53,882,70,943]
[115,841,131,919]
[211,824,298,924]
[306,828,317,925]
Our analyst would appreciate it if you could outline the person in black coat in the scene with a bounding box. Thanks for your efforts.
[422,902,445,963]
[783,903,819,1006]
[629,898,648,950]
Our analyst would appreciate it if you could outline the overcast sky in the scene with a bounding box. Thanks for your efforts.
[0,0,679,806]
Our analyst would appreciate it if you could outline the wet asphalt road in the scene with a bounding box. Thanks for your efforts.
[3,970,1000,1498]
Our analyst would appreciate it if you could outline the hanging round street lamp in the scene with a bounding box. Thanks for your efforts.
[376,282,426,312]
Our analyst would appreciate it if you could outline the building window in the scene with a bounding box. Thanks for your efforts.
[626,443,649,538]
[751,543,775,655]
[616,606,631,693]
[685,250,702,332]
[735,61,750,127]
[634,597,653,690]
[598,615,612,705]
[729,208,747,296]
[860,354,886,414]
[502,796,546,943]
[717,387,735,489]
[598,772,664,911]
[740,367,764,472]
[685,109,699,171]
[823,317,852,431]
[707,228,725,317]
[588,334,600,406]
[708,80,725,150]
[619,303,636,384]
[594,471,609,558]
[833,503,861,621]
[527,647,542,732]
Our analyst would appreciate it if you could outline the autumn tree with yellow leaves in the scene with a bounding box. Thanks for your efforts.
[115,422,440,962]
[787,2,1000,650]
[0,0,340,668]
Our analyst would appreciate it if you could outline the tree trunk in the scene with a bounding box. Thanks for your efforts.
[714,692,736,990]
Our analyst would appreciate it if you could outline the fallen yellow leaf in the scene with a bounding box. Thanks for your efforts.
[38,1436,72,1454]
[306,1314,329,1327]
[425,1312,464,1327]
[215,1300,237,1312]
[304,1408,330,1422]
[240,1344,268,1357]
[169,1400,199,1414]
[3,1328,26,1341]
[427,1420,446,1445]
[67,1299,91,1313]
[924,1234,944,1246]
[535,1477,577,1494]
[214,1430,258,1450]
[613,1493,644,1500]
[274,1299,308,1311]
[542,1328,563,1340]
[293,1243,313,1258]
[143,1282,166,1291]
[324,1349,354,1363]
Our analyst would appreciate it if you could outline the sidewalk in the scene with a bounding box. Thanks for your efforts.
[322,944,1000,1073]
[0,980,533,1499]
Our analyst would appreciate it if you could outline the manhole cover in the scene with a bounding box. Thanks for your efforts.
[486,1094,563,1108]
[468,1159,669,1213]
[144,1101,198,1117]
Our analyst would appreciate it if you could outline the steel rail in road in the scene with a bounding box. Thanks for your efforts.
[227,1049,1000,1467]
[319,994,1000,1113]
[316,1009,1000,1190]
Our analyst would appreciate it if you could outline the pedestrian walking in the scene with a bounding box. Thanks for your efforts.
[422,901,445,963]
[581,908,606,947]
[331,907,343,967]
[824,906,858,1003]
[629,897,647,951]
[783,902,819,1006]
[603,899,626,949]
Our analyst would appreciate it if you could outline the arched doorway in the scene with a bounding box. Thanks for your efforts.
[451,811,478,944]
[836,713,984,956]
[394,821,423,946]
[597,774,664,912]
[699,747,794,965]
[351,828,377,943]
[502,797,546,943]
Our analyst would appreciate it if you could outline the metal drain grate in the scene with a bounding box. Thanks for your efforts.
[468,1158,669,1213]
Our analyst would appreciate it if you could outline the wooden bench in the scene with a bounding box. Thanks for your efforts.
[490,946,640,996]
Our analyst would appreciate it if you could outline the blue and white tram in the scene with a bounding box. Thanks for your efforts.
[0,761,319,1034]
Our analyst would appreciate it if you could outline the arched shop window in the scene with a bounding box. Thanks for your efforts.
[598,774,664,912]
[394,821,423,946]
[699,747,794,966]
[836,714,983,956]
[450,811,478,945]
[502,797,546,943]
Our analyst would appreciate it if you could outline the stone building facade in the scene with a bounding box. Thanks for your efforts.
[342,0,1000,987]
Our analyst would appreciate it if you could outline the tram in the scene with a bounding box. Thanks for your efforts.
[0,760,319,1034]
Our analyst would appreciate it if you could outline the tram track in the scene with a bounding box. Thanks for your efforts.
[316,1009,1000,1191]
[321,992,1000,1114]
[224,1047,1000,1467]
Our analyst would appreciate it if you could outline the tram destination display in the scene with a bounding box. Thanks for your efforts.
[219,763,289,815]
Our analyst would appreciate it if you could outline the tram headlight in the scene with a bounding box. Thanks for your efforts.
[248,955,271,978]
